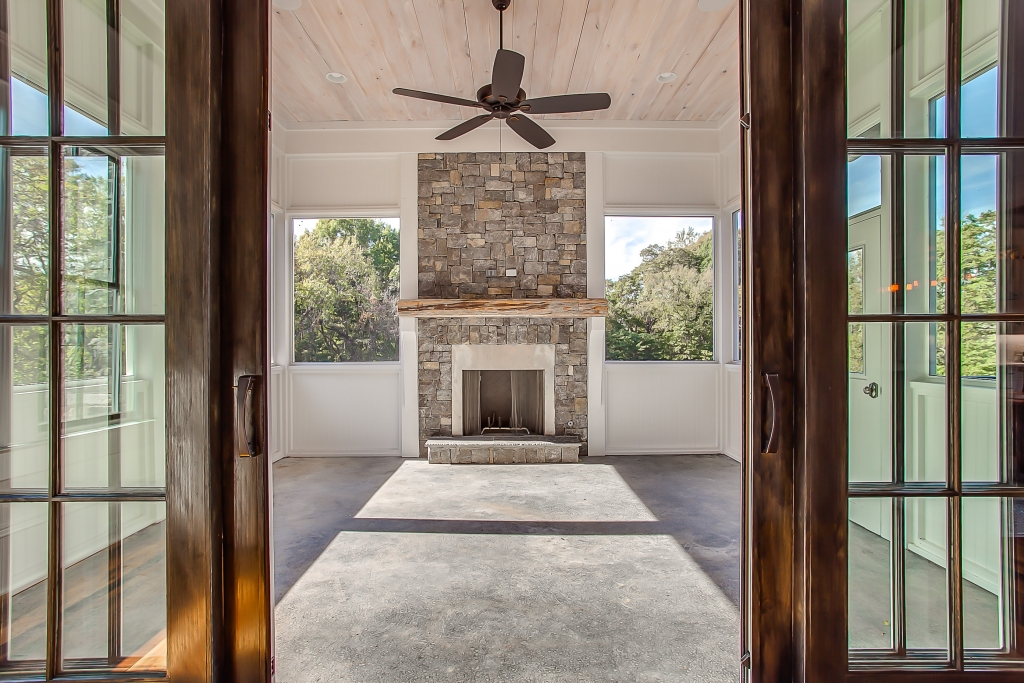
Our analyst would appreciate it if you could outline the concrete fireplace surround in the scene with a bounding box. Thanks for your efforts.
[451,343,556,437]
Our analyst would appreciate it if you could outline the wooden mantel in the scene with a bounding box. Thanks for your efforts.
[398,298,609,318]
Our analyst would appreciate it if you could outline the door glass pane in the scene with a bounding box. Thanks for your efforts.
[62,501,166,671]
[849,497,894,650]
[905,321,947,483]
[6,148,49,316]
[0,502,47,671]
[119,0,165,136]
[960,0,1000,138]
[62,151,165,315]
[62,324,165,490]
[63,0,108,135]
[904,0,946,138]
[961,322,998,482]
[850,322,893,483]
[6,0,50,136]
[1,325,49,492]
[905,496,949,652]
[905,154,946,314]
[961,497,1009,650]
[848,1,892,138]
[848,155,890,313]
[960,154,997,314]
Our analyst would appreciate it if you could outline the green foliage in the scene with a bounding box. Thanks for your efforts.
[293,218,400,362]
[934,210,997,377]
[605,228,715,361]
[848,248,864,373]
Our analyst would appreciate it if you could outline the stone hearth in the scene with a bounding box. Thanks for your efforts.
[425,436,581,464]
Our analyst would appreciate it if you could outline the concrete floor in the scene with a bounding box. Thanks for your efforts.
[273,455,741,683]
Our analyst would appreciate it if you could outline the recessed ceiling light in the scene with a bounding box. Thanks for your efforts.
[273,0,302,9]
[697,0,732,11]
[656,72,677,84]
[326,72,348,84]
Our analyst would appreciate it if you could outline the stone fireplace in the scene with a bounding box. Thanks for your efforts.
[406,151,604,463]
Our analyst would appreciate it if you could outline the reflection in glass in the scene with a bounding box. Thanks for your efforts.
[0,326,49,492]
[5,1,50,136]
[0,502,48,671]
[847,1,891,138]
[7,150,49,316]
[62,153,165,315]
[961,497,1008,650]
[904,497,949,652]
[62,324,165,490]
[904,155,945,315]
[120,0,166,136]
[903,0,946,138]
[961,322,1002,483]
[961,0,1001,138]
[62,0,108,133]
[849,247,865,373]
[960,155,997,314]
[59,0,166,136]
[62,502,166,671]
[849,498,893,650]
[905,322,946,483]
[849,323,892,484]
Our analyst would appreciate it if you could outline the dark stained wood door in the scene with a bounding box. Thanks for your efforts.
[741,0,1024,681]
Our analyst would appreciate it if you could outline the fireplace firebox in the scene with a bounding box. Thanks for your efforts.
[463,370,544,436]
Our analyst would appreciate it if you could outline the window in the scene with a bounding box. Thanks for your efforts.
[604,216,714,361]
[732,210,742,362]
[292,217,400,363]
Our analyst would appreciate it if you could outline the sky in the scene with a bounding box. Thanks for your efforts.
[604,216,713,282]
[12,76,109,137]
[848,67,999,220]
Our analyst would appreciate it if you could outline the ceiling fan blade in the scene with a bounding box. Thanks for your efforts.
[521,93,612,115]
[506,114,556,149]
[491,49,525,101]
[393,88,486,109]
[436,114,494,141]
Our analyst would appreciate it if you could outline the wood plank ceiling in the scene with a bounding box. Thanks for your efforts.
[272,0,739,123]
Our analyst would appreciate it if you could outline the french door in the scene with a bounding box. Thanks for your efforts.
[743,0,1024,680]
[0,0,272,681]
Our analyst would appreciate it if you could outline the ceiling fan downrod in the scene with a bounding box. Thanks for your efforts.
[493,0,510,50]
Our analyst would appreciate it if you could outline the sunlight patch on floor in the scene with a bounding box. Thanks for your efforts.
[354,460,659,522]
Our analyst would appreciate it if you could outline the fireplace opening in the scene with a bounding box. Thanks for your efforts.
[463,370,544,436]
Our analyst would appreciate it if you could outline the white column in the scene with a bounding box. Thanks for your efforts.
[586,153,606,456]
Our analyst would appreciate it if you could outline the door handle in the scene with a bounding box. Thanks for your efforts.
[235,375,262,457]
[863,382,880,399]
[763,373,780,454]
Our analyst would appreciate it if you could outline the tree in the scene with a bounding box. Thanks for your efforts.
[606,228,715,361]
[934,210,997,377]
[293,219,400,362]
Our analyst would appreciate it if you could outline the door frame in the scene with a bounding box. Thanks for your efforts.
[166,0,272,681]
[741,0,857,680]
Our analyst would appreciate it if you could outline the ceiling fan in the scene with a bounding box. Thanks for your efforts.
[392,0,612,149]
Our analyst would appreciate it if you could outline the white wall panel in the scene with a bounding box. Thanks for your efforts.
[287,155,401,211]
[604,153,718,209]
[289,366,401,455]
[723,365,742,460]
[605,363,720,454]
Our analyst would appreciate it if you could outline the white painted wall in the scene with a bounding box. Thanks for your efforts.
[272,119,745,459]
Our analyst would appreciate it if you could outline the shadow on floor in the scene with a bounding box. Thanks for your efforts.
[273,454,740,605]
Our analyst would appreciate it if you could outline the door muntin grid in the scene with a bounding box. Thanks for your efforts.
[0,0,166,678]
[847,0,1024,671]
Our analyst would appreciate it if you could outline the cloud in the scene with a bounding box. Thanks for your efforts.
[605,216,713,282]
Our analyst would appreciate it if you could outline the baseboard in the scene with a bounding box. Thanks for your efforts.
[284,450,403,458]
